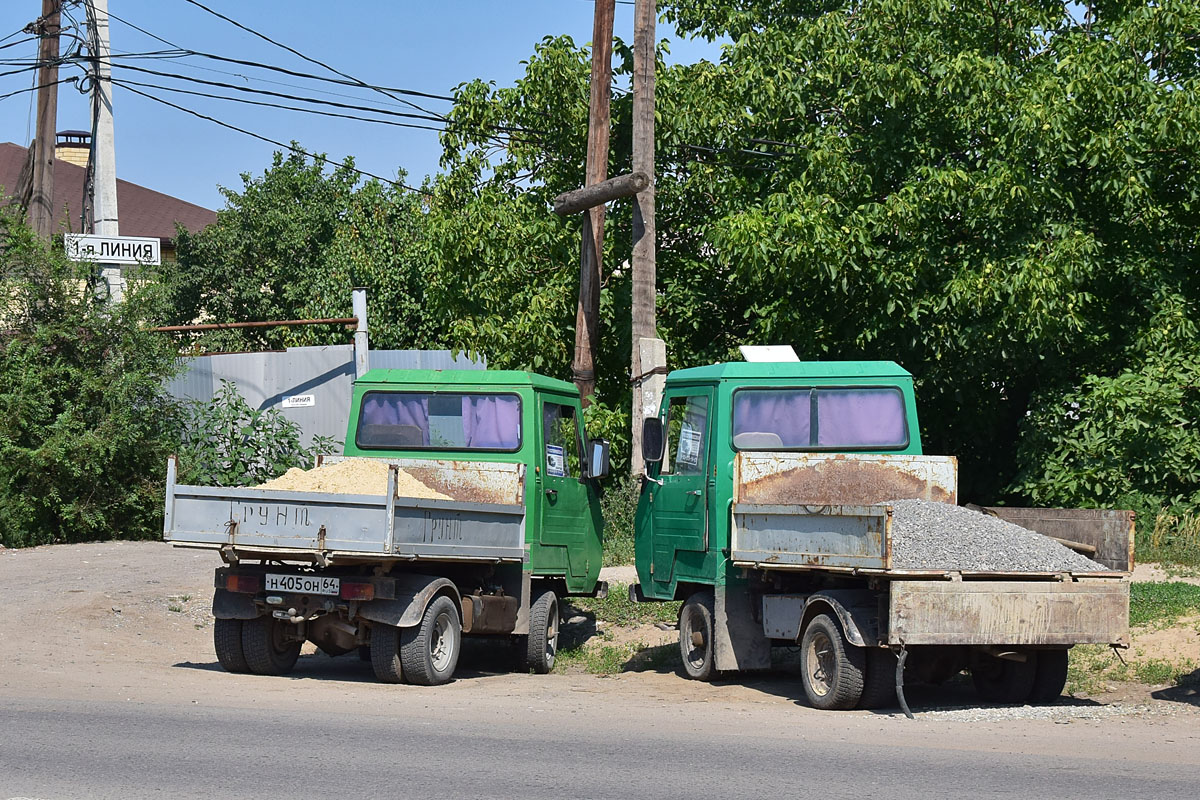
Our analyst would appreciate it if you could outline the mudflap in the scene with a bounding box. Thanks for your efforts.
[212,588,258,620]
[714,580,771,673]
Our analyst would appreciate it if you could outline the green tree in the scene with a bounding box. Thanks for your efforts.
[171,149,441,353]
[0,209,182,547]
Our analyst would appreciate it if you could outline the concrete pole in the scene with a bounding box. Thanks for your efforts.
[29,0,60,240]
[352,288,370,380]
[88,0,122,301]
[630,0,663,475]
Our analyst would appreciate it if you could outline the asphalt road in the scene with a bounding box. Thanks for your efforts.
[3,689,1200,800]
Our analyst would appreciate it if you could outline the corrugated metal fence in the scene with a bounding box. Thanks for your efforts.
[166,346,484,447]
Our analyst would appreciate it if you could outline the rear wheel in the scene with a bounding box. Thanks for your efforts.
[241,616,301,676]
[678,590,715,681]
[971,650,1037,704]
[800,614,865,710]
[370,624,405,684]
[213,618,249,673]
[523,590,560,674]
[1028,649,1069,704]
[857,647,898,710]
[400,595,461,686]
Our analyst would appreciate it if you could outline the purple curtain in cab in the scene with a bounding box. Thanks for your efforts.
[361,394,431,445]
[462,395,521,449]
[732,391,810,446]
[816,389,906,447]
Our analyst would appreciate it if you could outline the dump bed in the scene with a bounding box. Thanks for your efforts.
[164,456,527,565]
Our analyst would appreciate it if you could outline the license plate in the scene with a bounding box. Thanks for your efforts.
[264,574,340,596]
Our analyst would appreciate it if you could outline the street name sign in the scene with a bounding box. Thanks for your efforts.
[65,234,161,266]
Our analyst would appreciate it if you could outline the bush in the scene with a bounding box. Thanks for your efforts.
[0,211,182,547]
[176,380,336,487]
[601,473,641,566]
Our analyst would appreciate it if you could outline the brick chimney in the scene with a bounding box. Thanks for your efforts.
[55,130,91,168]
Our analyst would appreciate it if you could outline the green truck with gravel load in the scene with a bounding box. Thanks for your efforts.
[631,360,1131,711]
[165,369,609,686]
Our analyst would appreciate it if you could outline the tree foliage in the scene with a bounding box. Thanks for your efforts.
[0,209,182,547]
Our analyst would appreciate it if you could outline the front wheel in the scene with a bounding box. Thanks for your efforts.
[241,616,301,676]
[1028,649,1069,704]
[523,589,560,674]
[800,613,865,710]
[970,650,1037,704]
[678,590,715,681]
[400,595,461,686]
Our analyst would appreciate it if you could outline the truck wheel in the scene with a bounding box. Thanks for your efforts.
[800,614,865,710]
[213,618,249,673]
[241,616,301,676]
[857,647,898,710]
[1028,649,1069,704]
[370,624,405,684]
[400,595,461,686]
[678,590,715,681]
[970,650,1037,704]
[524,589,560,674]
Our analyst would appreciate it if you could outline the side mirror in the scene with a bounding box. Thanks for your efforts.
[642,417,665,464]
[587,439,610,479]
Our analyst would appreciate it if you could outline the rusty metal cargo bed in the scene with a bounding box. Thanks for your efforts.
[164,456,527,565]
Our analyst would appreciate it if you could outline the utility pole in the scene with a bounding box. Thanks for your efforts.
[570,0,615,405]
[630,0,664,475]
[87,0,122,300]
[28,0,61,240]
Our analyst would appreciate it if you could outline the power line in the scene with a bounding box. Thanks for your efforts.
[0,75,77,104]
[109,76,447,133]
[117,82,423,193]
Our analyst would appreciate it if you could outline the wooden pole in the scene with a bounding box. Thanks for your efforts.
[572,0,615,404]
[29,0,61,240]
[631,0,660,474]
[554,173,647,217]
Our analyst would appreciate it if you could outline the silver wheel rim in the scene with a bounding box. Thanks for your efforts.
[682,608,706,671]
[545,601,559,665]
[430,612,454,672]
[806,630,834,697]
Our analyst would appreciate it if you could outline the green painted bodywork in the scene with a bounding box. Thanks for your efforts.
[634,361,922,601]
[343,369,603,595]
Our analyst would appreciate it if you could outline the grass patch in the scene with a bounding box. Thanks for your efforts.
[600,475,640,567]
[1135,509,1200,568]
[1129,581,1200,628]
[567,583,680,627]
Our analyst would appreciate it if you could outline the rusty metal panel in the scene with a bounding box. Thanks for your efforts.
[731,503,891,569]
[735,453,958,506]
[978,507,1135,572]
[888,579,1129,646]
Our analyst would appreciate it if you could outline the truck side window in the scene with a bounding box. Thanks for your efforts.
[662,395,708,476]
[542,403,580,478]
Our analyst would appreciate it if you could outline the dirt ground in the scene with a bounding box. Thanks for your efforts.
[1,541,1197,718]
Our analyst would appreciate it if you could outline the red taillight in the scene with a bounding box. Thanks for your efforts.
[340,582,375,601]
[226,574,260,594]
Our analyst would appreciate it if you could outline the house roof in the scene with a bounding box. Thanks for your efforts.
[0,141,216,241]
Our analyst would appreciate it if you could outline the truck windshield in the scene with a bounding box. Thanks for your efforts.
[356,392,522,451]
[732,387,907,450]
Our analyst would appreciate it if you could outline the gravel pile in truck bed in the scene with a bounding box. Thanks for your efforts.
[887,500,1108,572]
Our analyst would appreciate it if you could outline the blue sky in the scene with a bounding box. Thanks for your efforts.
[0,1,720,211]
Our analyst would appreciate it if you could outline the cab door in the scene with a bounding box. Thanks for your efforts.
[538,398,590,578]
[647,389,713,578]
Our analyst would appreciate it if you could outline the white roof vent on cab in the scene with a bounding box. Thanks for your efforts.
[739,345,800,363]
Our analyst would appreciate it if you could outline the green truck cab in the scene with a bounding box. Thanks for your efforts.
[165,369,609,686]
[632,360,1129,710]
[344,369,607,596]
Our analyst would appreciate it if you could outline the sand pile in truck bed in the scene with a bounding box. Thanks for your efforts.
[255,458,451,500]
[887,500,1109,572]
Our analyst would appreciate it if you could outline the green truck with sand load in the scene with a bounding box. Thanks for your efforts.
[164,369,609,685]
[631,359,1132,712]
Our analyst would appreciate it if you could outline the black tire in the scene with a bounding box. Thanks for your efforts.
[970,650,1037,704]
[800,613,865,710]
[524,590,560,674]
[857,647,898,710]
[1028,649,1069,704]
[678,590,715,681]
[370,624,405,683]
[213,617,249,673]
[241,615,301,676]
[400,595,461,686]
